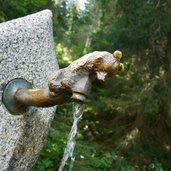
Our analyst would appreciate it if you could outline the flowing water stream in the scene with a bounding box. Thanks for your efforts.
[58,103,85,171]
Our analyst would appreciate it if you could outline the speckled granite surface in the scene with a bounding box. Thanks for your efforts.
[0,10,58,171]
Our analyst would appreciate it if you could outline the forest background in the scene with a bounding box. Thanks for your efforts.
[1,0,171,170]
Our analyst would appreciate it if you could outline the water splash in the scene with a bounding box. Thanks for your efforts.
[58,103,85,171]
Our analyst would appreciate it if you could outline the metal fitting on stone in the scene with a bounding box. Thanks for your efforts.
[2,50,124,115]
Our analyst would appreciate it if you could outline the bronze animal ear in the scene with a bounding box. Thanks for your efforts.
[113,50,122,61]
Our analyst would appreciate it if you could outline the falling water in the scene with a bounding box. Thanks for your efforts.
[58,103,85,171]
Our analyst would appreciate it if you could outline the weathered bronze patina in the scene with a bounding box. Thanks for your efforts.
[2,50,124,114]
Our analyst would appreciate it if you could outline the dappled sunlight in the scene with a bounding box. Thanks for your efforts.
[56,43,73,66]
[121,128,140,147]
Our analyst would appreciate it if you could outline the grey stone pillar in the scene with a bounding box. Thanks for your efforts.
[0,10,58,171]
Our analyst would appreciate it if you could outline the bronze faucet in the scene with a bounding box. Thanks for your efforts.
[2,50,124,115]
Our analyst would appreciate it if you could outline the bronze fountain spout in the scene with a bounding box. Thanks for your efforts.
[2,50,124,115]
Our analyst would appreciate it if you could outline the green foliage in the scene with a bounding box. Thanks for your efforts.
[55,43,73,68]
[0,0,53,21]
[34,105,134,171]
